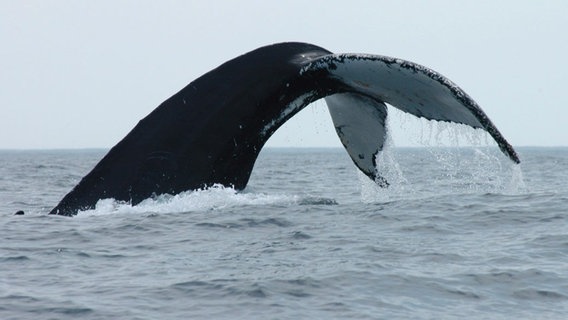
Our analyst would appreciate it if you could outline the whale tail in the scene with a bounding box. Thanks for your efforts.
[46,42,519,216]
[295,53,520,184]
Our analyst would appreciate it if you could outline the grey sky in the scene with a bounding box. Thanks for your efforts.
[1,1,566,149]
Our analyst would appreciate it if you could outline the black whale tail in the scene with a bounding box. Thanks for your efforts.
[48,42,519,216]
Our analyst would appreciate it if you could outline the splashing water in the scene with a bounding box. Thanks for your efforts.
[506,164,527,194]
[75,184,339,218]
[360,125,410,203]
[76,185,297,217]
[361,107,526,202]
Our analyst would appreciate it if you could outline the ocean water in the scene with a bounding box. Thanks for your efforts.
[1,147,567,319]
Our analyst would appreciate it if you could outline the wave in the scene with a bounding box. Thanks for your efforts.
[75,184,337,217]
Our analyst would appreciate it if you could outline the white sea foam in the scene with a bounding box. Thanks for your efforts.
[75,185,298,217]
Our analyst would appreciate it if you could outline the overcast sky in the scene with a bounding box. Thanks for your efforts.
[1,1,566,149]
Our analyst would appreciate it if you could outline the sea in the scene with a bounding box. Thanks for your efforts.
[1,146,567,319]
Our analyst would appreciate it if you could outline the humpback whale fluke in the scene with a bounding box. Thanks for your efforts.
[47,42,519,216]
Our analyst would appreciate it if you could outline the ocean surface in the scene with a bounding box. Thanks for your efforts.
[1,147,567,319]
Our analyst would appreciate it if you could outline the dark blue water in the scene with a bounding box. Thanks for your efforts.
[1,147,567,319]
